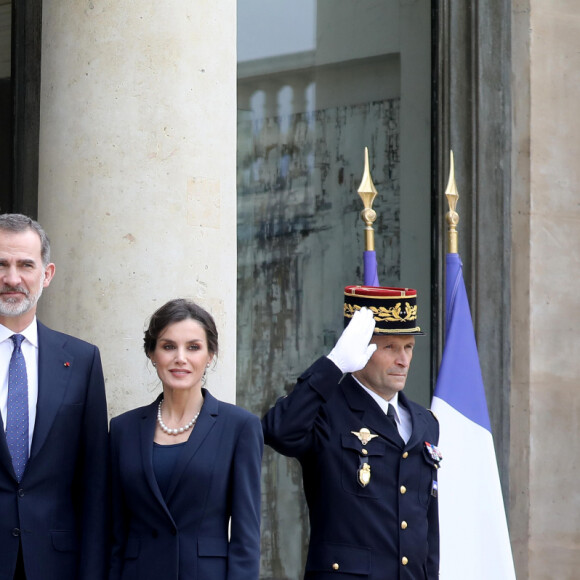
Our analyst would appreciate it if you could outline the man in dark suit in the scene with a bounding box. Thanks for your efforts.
[0,214,108,580]
[263,286,441,579]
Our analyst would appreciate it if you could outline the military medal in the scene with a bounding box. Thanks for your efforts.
[358,460,371,487]
[424,441,443,464]
[352,428,377,487]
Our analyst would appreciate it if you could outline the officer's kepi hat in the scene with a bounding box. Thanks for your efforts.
[343,285,424,335]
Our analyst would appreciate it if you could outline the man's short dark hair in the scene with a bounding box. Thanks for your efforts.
[0,213,51,267]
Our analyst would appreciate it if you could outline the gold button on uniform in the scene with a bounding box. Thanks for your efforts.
[332,563,339,570]
[401,521,408,529]
[400,485,407,494]
[402,557,408,566]
[362,448,368,455]
[402,451,408,459]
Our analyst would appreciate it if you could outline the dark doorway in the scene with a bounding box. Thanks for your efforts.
[0,76,12,212]
[0,0,42,217]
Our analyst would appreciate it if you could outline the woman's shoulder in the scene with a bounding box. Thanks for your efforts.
[206,391,260,425]
[110,399,158,429]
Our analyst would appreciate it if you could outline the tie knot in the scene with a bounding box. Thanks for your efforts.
[11,334,25,349]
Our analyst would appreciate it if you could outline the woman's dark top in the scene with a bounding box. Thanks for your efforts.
[152,441,186,499]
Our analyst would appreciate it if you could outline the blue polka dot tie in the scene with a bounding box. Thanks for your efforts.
[6,334,29,482]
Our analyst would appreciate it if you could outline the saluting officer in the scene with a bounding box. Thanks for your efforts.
[262,285,441,579]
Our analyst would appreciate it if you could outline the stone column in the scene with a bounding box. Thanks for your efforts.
[511,1,580,578]
[36,0,237,416]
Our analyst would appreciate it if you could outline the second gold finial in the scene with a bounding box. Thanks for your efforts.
[357,147,379,252]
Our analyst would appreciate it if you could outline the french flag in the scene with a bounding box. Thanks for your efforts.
[431,253,516,579]
[363,250,379,286]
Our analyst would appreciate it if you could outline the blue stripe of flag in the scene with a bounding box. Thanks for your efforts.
[363,250,379,286]
[434,253,491,432]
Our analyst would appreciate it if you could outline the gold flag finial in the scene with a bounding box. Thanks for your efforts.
[357,147,379,251]
[445,151,460,254]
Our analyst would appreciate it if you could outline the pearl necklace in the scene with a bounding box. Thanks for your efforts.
[157,400,200,436]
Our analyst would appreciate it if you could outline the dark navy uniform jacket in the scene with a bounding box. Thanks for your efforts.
[109,389,263,580]
[262,357,440,580]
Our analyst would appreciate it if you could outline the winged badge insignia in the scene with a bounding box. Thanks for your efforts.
[351,428,378,445]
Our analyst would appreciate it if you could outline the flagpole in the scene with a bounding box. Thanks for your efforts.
[445,151,459,254]
[434,150,517,580]
[357,147,378,252]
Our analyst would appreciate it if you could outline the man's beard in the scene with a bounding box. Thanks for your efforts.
[0,276,45,318]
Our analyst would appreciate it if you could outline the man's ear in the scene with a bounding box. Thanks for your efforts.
[43,263,56,288]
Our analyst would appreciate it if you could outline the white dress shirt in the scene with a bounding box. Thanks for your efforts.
[353,377,412,444]
[0,318,39,452]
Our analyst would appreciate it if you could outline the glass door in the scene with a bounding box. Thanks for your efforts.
[237,2,432,576]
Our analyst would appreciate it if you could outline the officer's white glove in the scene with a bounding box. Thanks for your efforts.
[327,307,377,373]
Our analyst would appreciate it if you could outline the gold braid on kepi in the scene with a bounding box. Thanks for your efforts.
[343,286,424,335]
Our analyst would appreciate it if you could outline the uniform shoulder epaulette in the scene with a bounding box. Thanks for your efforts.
[428,409,438,422]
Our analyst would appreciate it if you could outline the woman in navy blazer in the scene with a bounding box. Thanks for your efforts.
[109,299,263,580]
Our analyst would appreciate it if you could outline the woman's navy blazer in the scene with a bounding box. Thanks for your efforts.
[109,389,263,580]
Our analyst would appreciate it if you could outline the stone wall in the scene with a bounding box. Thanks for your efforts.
[511,1,580,578]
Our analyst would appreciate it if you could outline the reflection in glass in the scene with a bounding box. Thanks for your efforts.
[237,2,431,577]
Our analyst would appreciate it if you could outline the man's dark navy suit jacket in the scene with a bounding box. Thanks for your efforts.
[0,321,109,580]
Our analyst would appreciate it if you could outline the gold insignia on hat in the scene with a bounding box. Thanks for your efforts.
[351,428,378,445]
[344,302,418,323]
